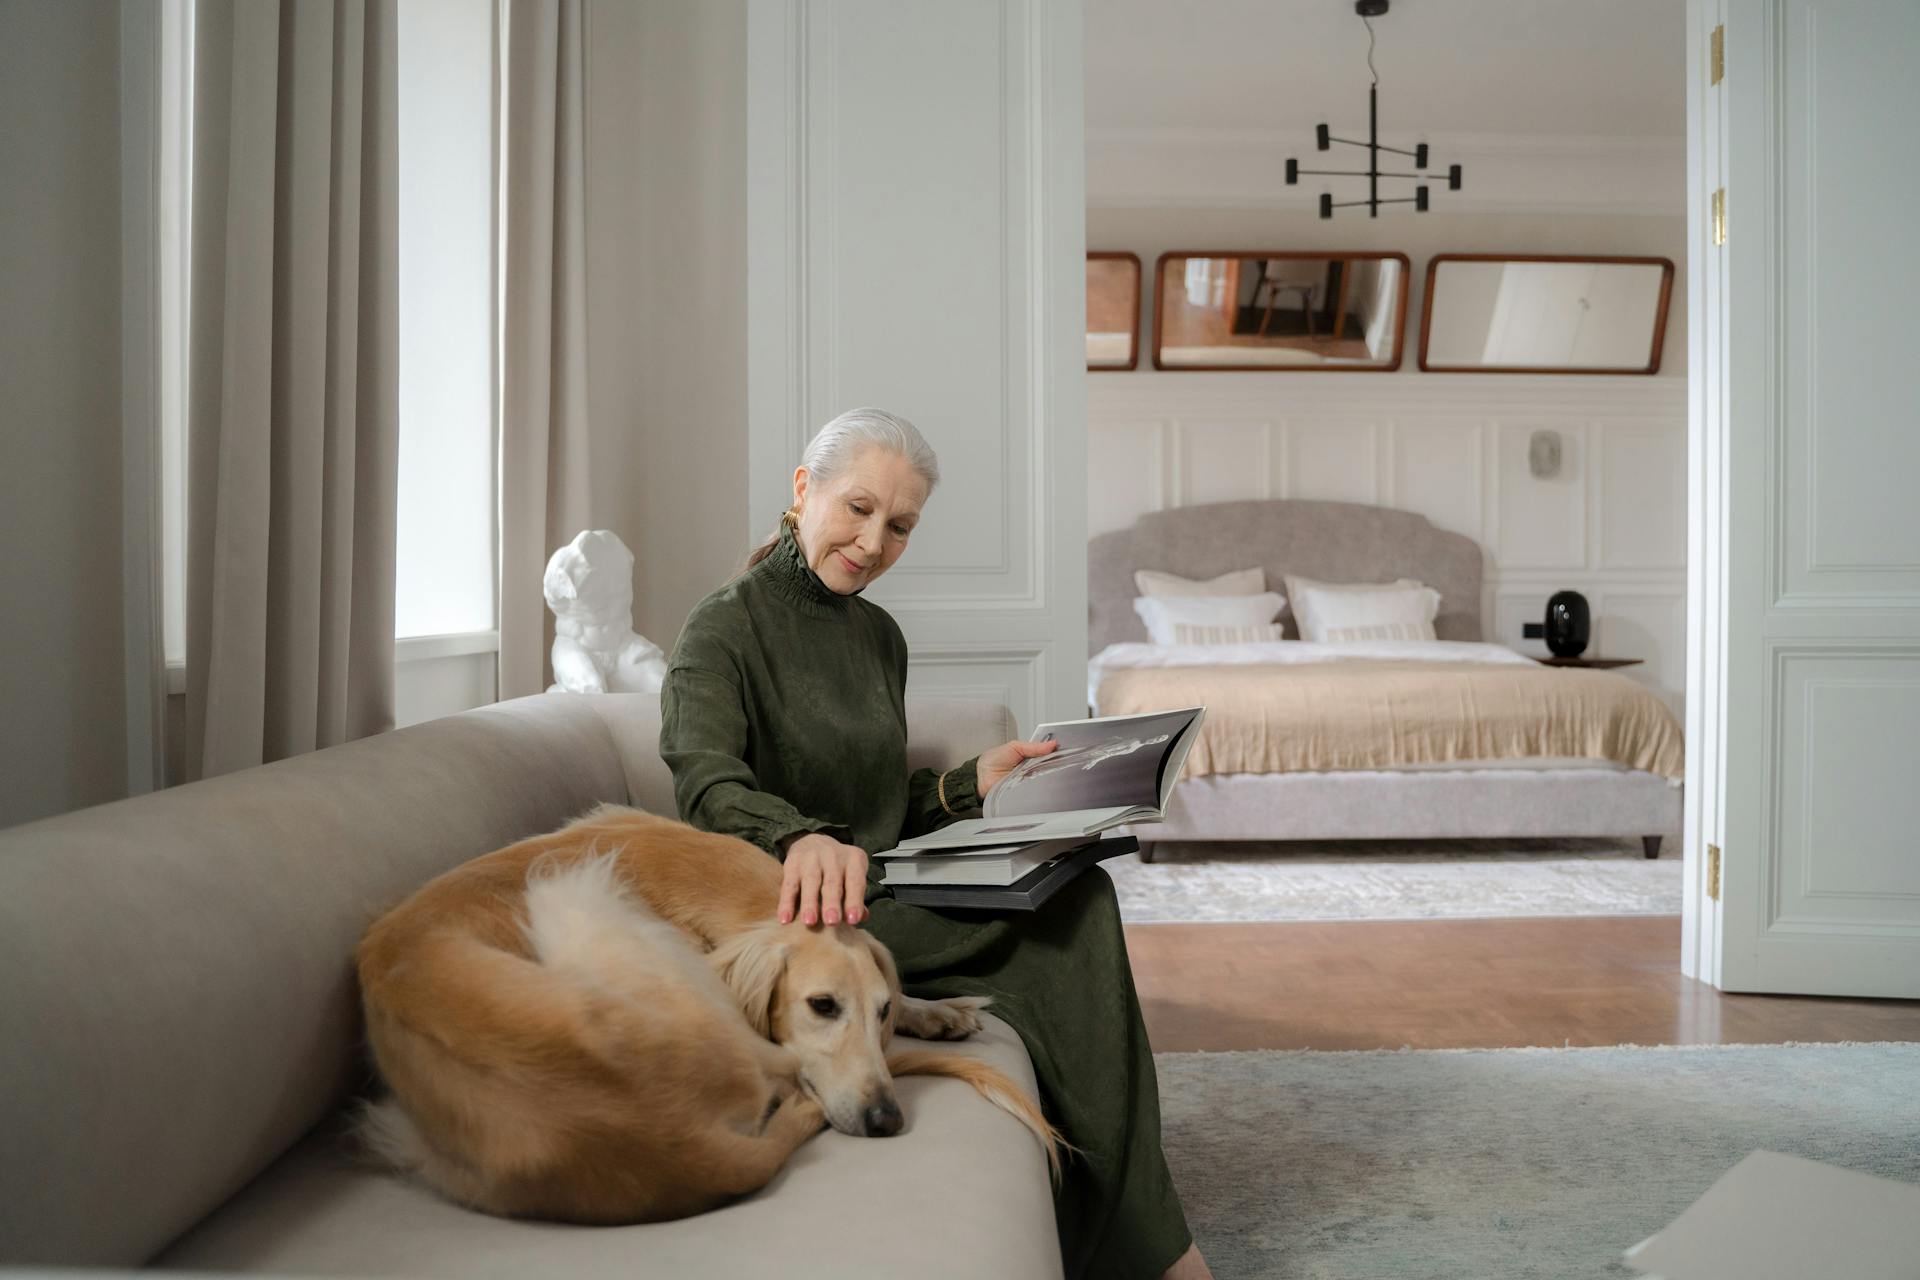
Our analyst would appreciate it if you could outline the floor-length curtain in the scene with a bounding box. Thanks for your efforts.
[184,0,400,781]
[499,0,594,700]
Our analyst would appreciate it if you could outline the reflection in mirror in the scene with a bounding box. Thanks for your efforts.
[1087,253,1141,371]
[1420,256,1675,374]
[1154,253,1409,371]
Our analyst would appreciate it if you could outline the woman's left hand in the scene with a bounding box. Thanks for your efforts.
[976,737,1059,800]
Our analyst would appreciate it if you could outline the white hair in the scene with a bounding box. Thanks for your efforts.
[799,406,940,497]
[741,407,940,573]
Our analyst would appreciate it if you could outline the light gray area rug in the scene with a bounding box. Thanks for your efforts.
[1108,839,1681,923]
[1155,1042,1920,1280]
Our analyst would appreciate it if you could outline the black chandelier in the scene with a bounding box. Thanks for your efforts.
[1285,0,1462,219]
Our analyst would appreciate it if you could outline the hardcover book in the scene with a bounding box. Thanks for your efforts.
[890,705,1206,852]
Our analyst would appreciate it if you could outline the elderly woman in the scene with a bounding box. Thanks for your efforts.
[659,407,1208,1280]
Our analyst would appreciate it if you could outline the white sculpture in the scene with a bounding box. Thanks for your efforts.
[543,530,668,695]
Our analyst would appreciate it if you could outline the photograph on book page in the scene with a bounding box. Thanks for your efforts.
[984,706,1201,819]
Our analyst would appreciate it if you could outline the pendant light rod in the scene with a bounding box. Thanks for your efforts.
[1283,0,1463,219]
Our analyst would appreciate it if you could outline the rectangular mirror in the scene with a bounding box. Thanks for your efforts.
[1087,252,1141,371]
[1153,252,1410,371]
[1420,255,1675,374]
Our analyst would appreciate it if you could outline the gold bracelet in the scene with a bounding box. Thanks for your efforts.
[937,768,959,816]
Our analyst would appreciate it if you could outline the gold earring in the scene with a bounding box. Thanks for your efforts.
[782,506,800,529]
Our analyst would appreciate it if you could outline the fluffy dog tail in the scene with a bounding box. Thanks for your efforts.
[886,1050,1070,1184]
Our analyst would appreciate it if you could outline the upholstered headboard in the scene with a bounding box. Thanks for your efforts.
[1088,499,1484,654]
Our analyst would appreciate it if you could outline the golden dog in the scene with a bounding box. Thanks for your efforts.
[356,805,1061,1223]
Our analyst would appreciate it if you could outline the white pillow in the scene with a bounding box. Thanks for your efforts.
[1283,575,1440,644]
[1132,592,1286,646]
[1133,566,1266,599]
[1171,621,1290,645]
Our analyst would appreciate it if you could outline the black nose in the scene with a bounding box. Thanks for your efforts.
[862,1097,903,1137]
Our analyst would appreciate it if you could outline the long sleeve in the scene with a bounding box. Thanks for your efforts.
[900,755,984,842]
[658,662,851,857]
[882,608,985,842]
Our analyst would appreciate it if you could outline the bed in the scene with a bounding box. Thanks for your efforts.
[1087,499,1683,861]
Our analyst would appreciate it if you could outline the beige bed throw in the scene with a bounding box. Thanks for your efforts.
[1096,661,1685,781]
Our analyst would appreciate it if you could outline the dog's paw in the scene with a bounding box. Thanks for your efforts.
[898,993,990,1041]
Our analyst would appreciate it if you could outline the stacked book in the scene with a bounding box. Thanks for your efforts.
[875,705,1206,910]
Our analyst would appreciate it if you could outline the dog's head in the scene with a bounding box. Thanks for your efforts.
[708,923,903,1137]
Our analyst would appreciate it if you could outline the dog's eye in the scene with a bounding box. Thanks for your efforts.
[807,995,840,1019]
[878,1001,891,1023]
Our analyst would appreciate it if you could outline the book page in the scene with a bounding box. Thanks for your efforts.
[984,706,1201,819]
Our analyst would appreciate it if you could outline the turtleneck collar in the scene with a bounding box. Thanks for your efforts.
[755,518,858,617]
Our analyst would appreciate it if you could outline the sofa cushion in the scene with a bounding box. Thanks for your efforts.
[0,696,630,1267]
[154,1013,1062,1279]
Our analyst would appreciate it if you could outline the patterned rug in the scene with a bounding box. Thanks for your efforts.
[1107,838,1681,923]
[1155,1042,1920,1279]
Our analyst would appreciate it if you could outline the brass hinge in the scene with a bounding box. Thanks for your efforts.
[1706,843,1722,902]
[1711,24,1725,85]
[1712,188,1727,246]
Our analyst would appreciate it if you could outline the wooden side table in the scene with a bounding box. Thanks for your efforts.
[1531,656,1644,669]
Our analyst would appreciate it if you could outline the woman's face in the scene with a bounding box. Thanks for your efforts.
[792,447,928,594]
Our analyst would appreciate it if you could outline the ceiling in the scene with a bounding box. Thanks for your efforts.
[1085,0,1686,140]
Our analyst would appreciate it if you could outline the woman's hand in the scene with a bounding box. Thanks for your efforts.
[976,737,1059,800]
[778,833,870,927]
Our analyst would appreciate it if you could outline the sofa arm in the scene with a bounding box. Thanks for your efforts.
[585,692,1018,819]
[0,695,630,1267]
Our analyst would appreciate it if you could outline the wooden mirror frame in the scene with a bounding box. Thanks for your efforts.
[1418,253,1677,375]
[1151,250,1412,373]
[1086,251,1142,372]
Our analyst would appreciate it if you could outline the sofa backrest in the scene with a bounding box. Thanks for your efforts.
[0,695,630,1267]
[0,690,1014,1266]
[584,692,1017,815]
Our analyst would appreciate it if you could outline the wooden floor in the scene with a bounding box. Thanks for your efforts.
[1126,915,1920,1052]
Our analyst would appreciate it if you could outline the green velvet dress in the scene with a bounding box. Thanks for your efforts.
[657,519,1192,1279]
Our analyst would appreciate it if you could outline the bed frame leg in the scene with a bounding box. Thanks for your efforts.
[1641,836,1663,860]
[1137,841,1156,864]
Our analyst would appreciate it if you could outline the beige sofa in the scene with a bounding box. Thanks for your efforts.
[0,693,1061,1278]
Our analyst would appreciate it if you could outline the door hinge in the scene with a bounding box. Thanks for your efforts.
[1712,188,1727,246]
[1710,24,1725,86]
[1706,843,1722,901]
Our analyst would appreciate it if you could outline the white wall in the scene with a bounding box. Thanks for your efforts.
[1088,374,1688,713]
[1090,207,1687,376]
[584,0,750,653]
[0,0,129,828]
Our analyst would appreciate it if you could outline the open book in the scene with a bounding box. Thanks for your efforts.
[892,705,1206,851]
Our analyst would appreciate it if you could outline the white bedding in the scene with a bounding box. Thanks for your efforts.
[1086,639,1535,712]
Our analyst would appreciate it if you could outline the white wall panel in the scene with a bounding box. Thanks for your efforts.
[1176,420,1269,507]
[1389,417,1485,541]
[1496,422,1587,571]
[1598,422,1687,571]
[750,0,1087,722]
[1087,419,1164,537]
[1285,420,1379,505]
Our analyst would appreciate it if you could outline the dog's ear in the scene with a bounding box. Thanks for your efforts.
[709,926,789,1038]
[857,930,902,1002]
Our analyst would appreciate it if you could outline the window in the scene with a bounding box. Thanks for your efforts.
[158,0,499,670]
[395,0,496,640]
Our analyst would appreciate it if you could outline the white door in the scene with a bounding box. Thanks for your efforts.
[745,0,1088,731]
[1688,0,1920,996]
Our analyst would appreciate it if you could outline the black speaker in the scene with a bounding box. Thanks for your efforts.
[1544,591,1591,658]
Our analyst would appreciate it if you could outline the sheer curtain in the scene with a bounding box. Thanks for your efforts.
[184,0,400,780]
[498,0,594,700]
